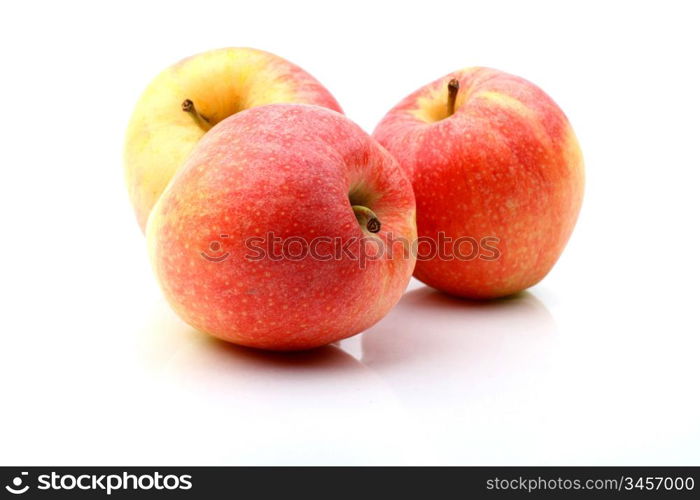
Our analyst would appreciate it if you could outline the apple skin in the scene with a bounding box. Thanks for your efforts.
[373,67,584,299]
[125,47,342,232]
[147,104,417,351]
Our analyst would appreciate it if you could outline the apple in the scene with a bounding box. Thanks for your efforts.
[147,104,417,350]
[124,47,342,231]
[373,68,584,299]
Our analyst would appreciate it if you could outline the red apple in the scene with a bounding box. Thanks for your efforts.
[373,68,584,299]
[147,104,417,350]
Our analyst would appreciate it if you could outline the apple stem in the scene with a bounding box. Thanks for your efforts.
[182,99,212,131]
[447,78,460,117]
[352,205,381,233]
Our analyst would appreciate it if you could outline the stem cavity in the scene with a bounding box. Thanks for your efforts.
[352,205,381,234]
[447,78,460,117]
[182,99,212,131]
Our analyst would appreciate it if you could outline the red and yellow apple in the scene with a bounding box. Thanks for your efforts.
[147,104,417,350]
[124,47,342,231]
[374,68,584,299]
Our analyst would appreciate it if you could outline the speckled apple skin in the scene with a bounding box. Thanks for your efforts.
[373,67,584,299]
[147,104,416,350]
[125,47,343,232]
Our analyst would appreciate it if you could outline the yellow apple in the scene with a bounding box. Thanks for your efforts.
[124,47,342,231]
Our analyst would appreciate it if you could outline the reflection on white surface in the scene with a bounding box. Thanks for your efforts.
[140,282,562,464]
[124,280,700,464]
[362,286,557,408]
[150,313,409,465]
[164,334,387,407]
[2,272,698,465]
[359,286,564,464]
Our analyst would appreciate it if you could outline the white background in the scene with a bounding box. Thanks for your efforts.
[1,0,699,465]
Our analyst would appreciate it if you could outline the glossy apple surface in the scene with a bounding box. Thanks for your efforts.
[147,104,416,350]
[374,68,584,299]
[125,47,342,231]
